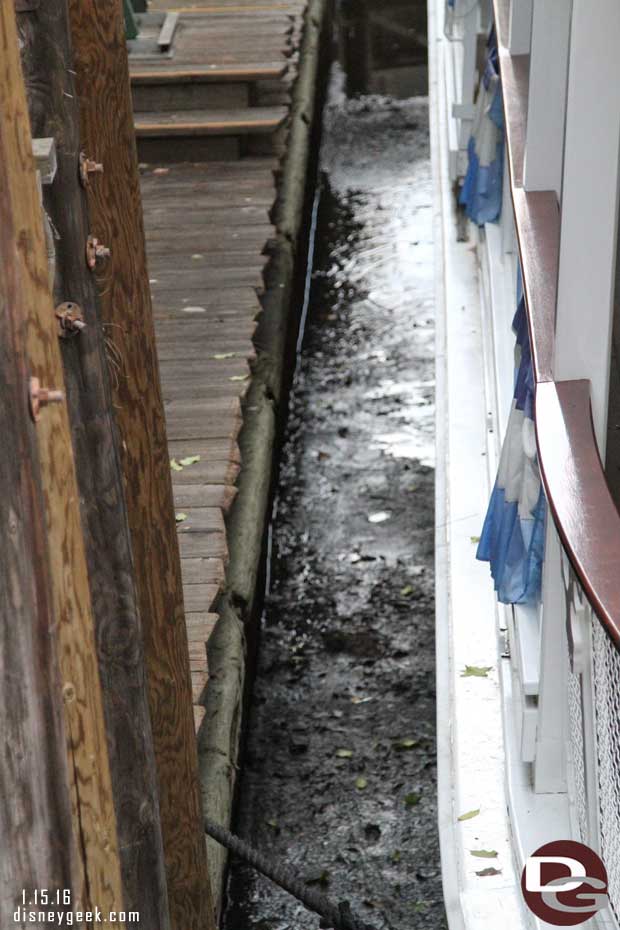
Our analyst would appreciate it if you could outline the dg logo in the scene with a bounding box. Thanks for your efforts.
[521,840,609,926]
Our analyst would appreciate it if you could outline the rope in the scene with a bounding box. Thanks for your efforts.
[204,817,380,930]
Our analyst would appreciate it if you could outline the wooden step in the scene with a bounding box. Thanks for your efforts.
[131,62,287,111]
[135,106,287,161]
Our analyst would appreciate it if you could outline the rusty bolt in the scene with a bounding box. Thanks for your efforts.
[29,376,64,422]
[86,235,111,270]
[79,151,104,187]
[55,301,86,338]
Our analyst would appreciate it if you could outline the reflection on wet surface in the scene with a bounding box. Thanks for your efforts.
[223,3,444,928]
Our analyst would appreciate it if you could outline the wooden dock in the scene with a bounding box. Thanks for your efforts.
[132,0,308,729]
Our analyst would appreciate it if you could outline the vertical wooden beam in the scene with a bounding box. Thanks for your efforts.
[66,3,215,928]
[16,1,171,926]
[0,110,77,930]
[0,2,125,919]
[523,0,570,195]
[554,0,620,453]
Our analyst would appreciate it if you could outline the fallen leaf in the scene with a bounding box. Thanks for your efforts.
[351,696,373,705]
[476,867,502,877]
[461,665,493,678]
[175,512,188,524]
[229,374,249,382]
[400,585,414,597]
[355,777,368,790]
[457,809,481,821]
[305,870,330,887]
[318,450,331,460]
[153,167,170,175]
[265,818,279,831]
[368,511,391,524]
[404,792,421,808]
[470,535,481,543]
[336,749,353,759]
[179,455,200,466]
[413,901,430,913]
[470,849,498,859]
[391,850,402,863]
[212,352,235,360]
[394,738,418,751]
[170,458,183,472]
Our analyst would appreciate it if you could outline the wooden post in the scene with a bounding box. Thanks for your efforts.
[15,1,171,926]
[66,3,215,927]
[0,2,125,919]
[0,117,77,930]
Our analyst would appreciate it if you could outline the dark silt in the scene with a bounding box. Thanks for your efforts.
[223,3,446,927]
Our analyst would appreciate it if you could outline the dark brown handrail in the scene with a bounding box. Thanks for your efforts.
[535,381,620,647]
[489,0,620,639]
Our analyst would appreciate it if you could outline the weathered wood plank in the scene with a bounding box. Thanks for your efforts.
[179,532,229,560]
[18,3,172,923]
[2,3,125,918]
[67,1,216,927]
[175,485,237,511]
[183,584,221,612]
[0,83,77,927]
[180,557,227,584]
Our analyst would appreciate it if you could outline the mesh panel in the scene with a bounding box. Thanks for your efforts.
[593,620,620,921]
[567,662,589,845]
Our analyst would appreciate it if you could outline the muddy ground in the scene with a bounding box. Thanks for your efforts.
[223,58,445,930]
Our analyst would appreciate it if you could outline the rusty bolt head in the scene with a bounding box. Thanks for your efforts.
[86,235,111,270]
[79,151,104,187]
[55,301,86,338]
[29,376,64,422]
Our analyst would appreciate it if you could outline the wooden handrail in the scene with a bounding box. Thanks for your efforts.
[535,381,620,647]
[490,0,620,640]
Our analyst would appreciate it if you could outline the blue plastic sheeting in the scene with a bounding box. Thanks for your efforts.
[476,273,547,605]
[460,30,505,226]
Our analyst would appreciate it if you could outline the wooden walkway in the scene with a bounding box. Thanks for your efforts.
[134,0,307,729]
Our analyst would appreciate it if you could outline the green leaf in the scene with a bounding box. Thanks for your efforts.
[305,870,330,887]
[336,749,353,759]
[265,818,279,830]
[175,512,188,523]
[470,849,498,859]
[394,738,418,751]
[391,850,402,863]
[461,665,493,678]
[457,808,481,822]
[355,776,368,790]
[212,352,235,360]
[470,535,481,543]
[413,901,430,913]
[179,455,200,466]
[476,867,502,877]
[400,585,414,597]
[170,458,183,472]
[404,792,421,808]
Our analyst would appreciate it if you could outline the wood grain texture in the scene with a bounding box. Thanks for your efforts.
[0,2,125,919]
[16,1,172,925]
[0,89,77,928]
[66,1,216,927]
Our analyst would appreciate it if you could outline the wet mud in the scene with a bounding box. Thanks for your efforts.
[223,14,445,929]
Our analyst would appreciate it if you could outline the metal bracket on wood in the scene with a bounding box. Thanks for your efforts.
[79,152,104,187]
[86,235,111,270]
[56,301,86,338]
[29,377,64,421]
[32,137,57,185]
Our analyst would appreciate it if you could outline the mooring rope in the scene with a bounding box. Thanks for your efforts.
[204,817,380,930]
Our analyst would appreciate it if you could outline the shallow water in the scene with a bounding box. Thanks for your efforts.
[223,7,445,928]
